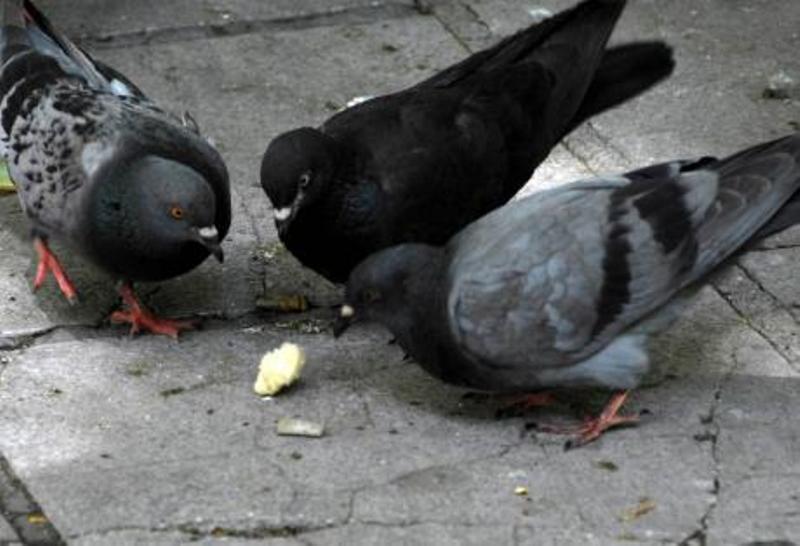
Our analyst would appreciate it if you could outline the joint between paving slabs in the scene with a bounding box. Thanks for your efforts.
[67,515,342,543]
[428,0,492,54]
[0,453,66,546]
[77,2,419,50]
[710,271,796,367]
[734,261,796,319]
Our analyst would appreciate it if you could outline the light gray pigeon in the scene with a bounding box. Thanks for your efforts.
[0,0,230,338]
[334,133,800,445]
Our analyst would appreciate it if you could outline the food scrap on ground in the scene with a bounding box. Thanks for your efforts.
[276,417,325,438]
[254,342,306,396]
[0,161,15,194]
[256,294,310,313]
[620,498,656,522]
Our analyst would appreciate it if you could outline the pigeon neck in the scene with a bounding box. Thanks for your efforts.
[396,249,458,379]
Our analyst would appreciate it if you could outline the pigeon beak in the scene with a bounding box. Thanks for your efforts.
[274,192,305,236]
[197,226,224,263]
[333,304,355,338]
[274,206,295,236]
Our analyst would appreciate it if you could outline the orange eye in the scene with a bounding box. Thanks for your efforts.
[170,206,184,220]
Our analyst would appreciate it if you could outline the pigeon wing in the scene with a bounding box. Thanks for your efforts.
[445,170,716,371]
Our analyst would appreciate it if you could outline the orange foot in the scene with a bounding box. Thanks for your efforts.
[538,390,639,449]
[495,391,559,419]
[32,237,78,304]
[110,282,196,339]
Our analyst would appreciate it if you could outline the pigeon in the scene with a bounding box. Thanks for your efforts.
[0,0,230,338]
[334,133,800,446]
[260,0,675,283]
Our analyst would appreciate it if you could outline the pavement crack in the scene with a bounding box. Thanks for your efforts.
[77,3,418,50]
[680,350,744,546]
[0,452,66,546]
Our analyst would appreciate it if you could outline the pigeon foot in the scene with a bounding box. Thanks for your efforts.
[538,390,638,449]
[495,391,558,419]
[110,282,196,339]
[506,391,558,410]
[32,237,78,304]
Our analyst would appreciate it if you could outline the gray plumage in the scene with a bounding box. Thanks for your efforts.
[0,0,230,285]
[339,134,800,393]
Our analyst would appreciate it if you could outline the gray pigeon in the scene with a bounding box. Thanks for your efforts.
[0,0,230,337]
[335,133,800,445]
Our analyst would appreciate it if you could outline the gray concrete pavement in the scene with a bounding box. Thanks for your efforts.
[1,1,800,544]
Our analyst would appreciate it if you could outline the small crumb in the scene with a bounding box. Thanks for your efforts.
[290,451,303,460]
[514,486,529,496]
[256,294,309,313]
[527,7,554,22]
[26,512,48,525]
[160,387,185,398]
[763,70,798,100]
[276,417,325,438]
[346,95,374,108]
[620,498,656,522]
[381,43,399,53]
[594,460,619,472]
[413,0,434,15]
[254,343,306,396]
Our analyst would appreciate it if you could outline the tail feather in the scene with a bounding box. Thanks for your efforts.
[0,0,30,63]
[693,134,800,273]
[18,0,107,88]
[566,42,675,134]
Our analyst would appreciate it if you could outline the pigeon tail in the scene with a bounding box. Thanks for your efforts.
[16,0,108,88]
[691,133,800,275]
[566,42,675,134]
[0,0,30,63]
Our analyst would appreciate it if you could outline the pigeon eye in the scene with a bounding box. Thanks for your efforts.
[299,172,312,189]
[363,289,381,303]
[169,206,185,220]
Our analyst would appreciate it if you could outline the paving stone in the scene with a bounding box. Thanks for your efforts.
[708,377,800,544]
[0,516,18,542]
[37,0,417,40]
[306,522,513,545]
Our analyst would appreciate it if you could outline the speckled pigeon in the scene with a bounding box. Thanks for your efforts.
[0,0,230,337]
[335,133,800,445]
[260,0,674,283]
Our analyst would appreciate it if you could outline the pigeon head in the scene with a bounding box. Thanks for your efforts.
[260,127,340,235]
[87,155,223,281]
[334,243,444,338]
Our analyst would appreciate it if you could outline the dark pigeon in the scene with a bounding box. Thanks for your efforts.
[335,133,800,446]
[261,0,675,283]
[0,0,230,338]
